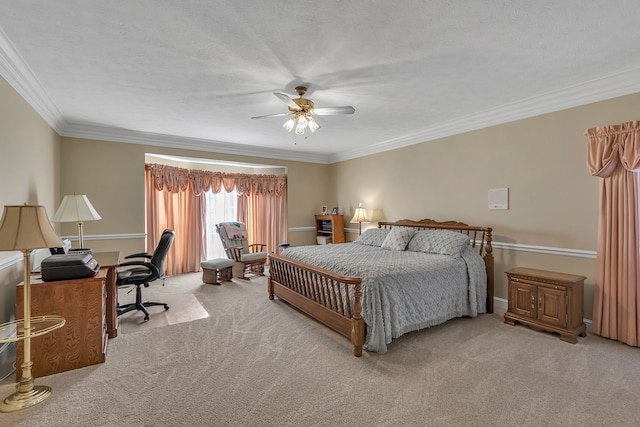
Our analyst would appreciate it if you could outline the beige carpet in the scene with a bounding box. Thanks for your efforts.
[1,272,639,426]
[116,273,210,334]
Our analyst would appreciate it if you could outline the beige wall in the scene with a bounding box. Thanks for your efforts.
[331,92,640,319]
[0,76,60,324]
[58,138,331,253]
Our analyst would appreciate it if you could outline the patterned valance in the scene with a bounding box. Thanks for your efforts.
[145,163,287,196]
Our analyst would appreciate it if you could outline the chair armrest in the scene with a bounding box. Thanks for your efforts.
[227,246,244,261]
[248,243,266,252]
[118,260,160,277]
[124,252,152,260]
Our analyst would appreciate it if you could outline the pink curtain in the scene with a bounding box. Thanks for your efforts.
[238,188,288,255]
[586,120,640,346]
[146,164,288,274]
[145,165,204,275]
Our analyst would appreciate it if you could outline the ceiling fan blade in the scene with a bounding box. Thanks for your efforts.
[251,113,291,119]
[273,91,301,110]
[313,106,355,115]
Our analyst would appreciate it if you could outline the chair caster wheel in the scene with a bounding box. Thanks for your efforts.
[164,304,170,310]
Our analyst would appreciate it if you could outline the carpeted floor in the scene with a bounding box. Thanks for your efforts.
[1,272,639,426]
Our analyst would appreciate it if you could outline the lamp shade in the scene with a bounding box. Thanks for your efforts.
[53,195,102,223]
[350,203,369,224]
[0,205,62,251]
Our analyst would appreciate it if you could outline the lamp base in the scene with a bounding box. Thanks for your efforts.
[0,385,52,412]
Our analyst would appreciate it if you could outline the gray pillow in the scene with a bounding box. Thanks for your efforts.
[380,227,416,251]
[406,229,470,256]
[354,228,390,247]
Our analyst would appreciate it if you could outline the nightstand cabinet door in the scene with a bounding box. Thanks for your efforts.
[509,280,537,318]
[537,285,566,328]
[504,267,586,344]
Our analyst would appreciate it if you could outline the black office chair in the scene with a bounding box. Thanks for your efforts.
[116,229,175,321]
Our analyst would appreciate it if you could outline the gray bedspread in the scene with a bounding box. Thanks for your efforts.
[280,243,487,353]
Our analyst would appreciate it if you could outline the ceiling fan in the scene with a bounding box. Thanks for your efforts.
[251,85,355,135]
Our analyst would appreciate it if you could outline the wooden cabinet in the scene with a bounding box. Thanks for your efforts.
[504,267,587,343]
[314,214,345,244]
[16,270,108,380]
[92,251,120,338]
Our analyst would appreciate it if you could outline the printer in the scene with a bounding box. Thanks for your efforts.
[41,253,100,282]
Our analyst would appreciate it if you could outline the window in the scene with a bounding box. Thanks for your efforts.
[204,188,238,259]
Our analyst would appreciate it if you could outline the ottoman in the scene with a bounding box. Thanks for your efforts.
[201,258,235,285]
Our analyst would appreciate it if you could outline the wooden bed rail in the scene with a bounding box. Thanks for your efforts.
[268,253,365,357]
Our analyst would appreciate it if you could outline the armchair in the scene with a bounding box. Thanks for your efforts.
[215,221,267,279]
[116,229,174,321]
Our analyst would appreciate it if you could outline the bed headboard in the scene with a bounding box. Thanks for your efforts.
[377,218,493,257]
[378,218,494,313]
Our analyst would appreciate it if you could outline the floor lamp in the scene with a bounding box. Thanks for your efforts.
[52,194,102,250]
[350,203,369,235]
[0,205,65,412]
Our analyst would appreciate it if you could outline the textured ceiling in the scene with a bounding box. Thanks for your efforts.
[1,1,640,163]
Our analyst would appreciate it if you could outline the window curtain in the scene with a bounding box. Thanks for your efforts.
[237,181,288,256]
[146,164,287,275]
[585,120,640,347]
[145,165,204,276]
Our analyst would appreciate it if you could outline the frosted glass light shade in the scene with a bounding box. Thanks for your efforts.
[308,118,320,132]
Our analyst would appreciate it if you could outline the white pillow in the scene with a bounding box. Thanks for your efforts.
[380,227,416,251]
[354,228,390,247]
[406,229,470,256]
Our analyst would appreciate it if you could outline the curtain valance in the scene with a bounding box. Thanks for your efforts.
[145,163,287,196]
[586,120,640,177]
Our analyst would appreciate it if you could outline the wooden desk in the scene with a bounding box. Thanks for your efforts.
[93,251,120,338]
[16,270,108,380]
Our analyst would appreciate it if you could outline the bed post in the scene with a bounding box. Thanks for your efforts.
[268,275,274,300]
[484,229,494,313]
[351,282,365,357]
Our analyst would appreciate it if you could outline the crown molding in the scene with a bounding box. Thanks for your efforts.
[0,28,66,133]
[2,24,639,165]
[61,122,331,164]
[329,67,640,163]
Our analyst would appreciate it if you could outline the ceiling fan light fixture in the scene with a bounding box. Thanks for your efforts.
[295,115,307,134]
[283,117,296,132]
[308,117,320,132]
[259,84,354,135]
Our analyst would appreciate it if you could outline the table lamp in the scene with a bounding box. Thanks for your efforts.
[52,194,101,250]
[0,204,65,412]
[350,203,369,235]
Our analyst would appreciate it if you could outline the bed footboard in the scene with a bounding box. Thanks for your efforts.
[267,254,365,357]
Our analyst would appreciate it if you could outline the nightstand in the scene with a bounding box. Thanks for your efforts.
[504,267,587,343]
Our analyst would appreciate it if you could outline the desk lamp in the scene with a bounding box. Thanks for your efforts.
[0,204,65,412]
[350,203,369,235]
[53,194,101,250]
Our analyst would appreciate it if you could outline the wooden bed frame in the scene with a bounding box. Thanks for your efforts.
[268,218,494,357]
